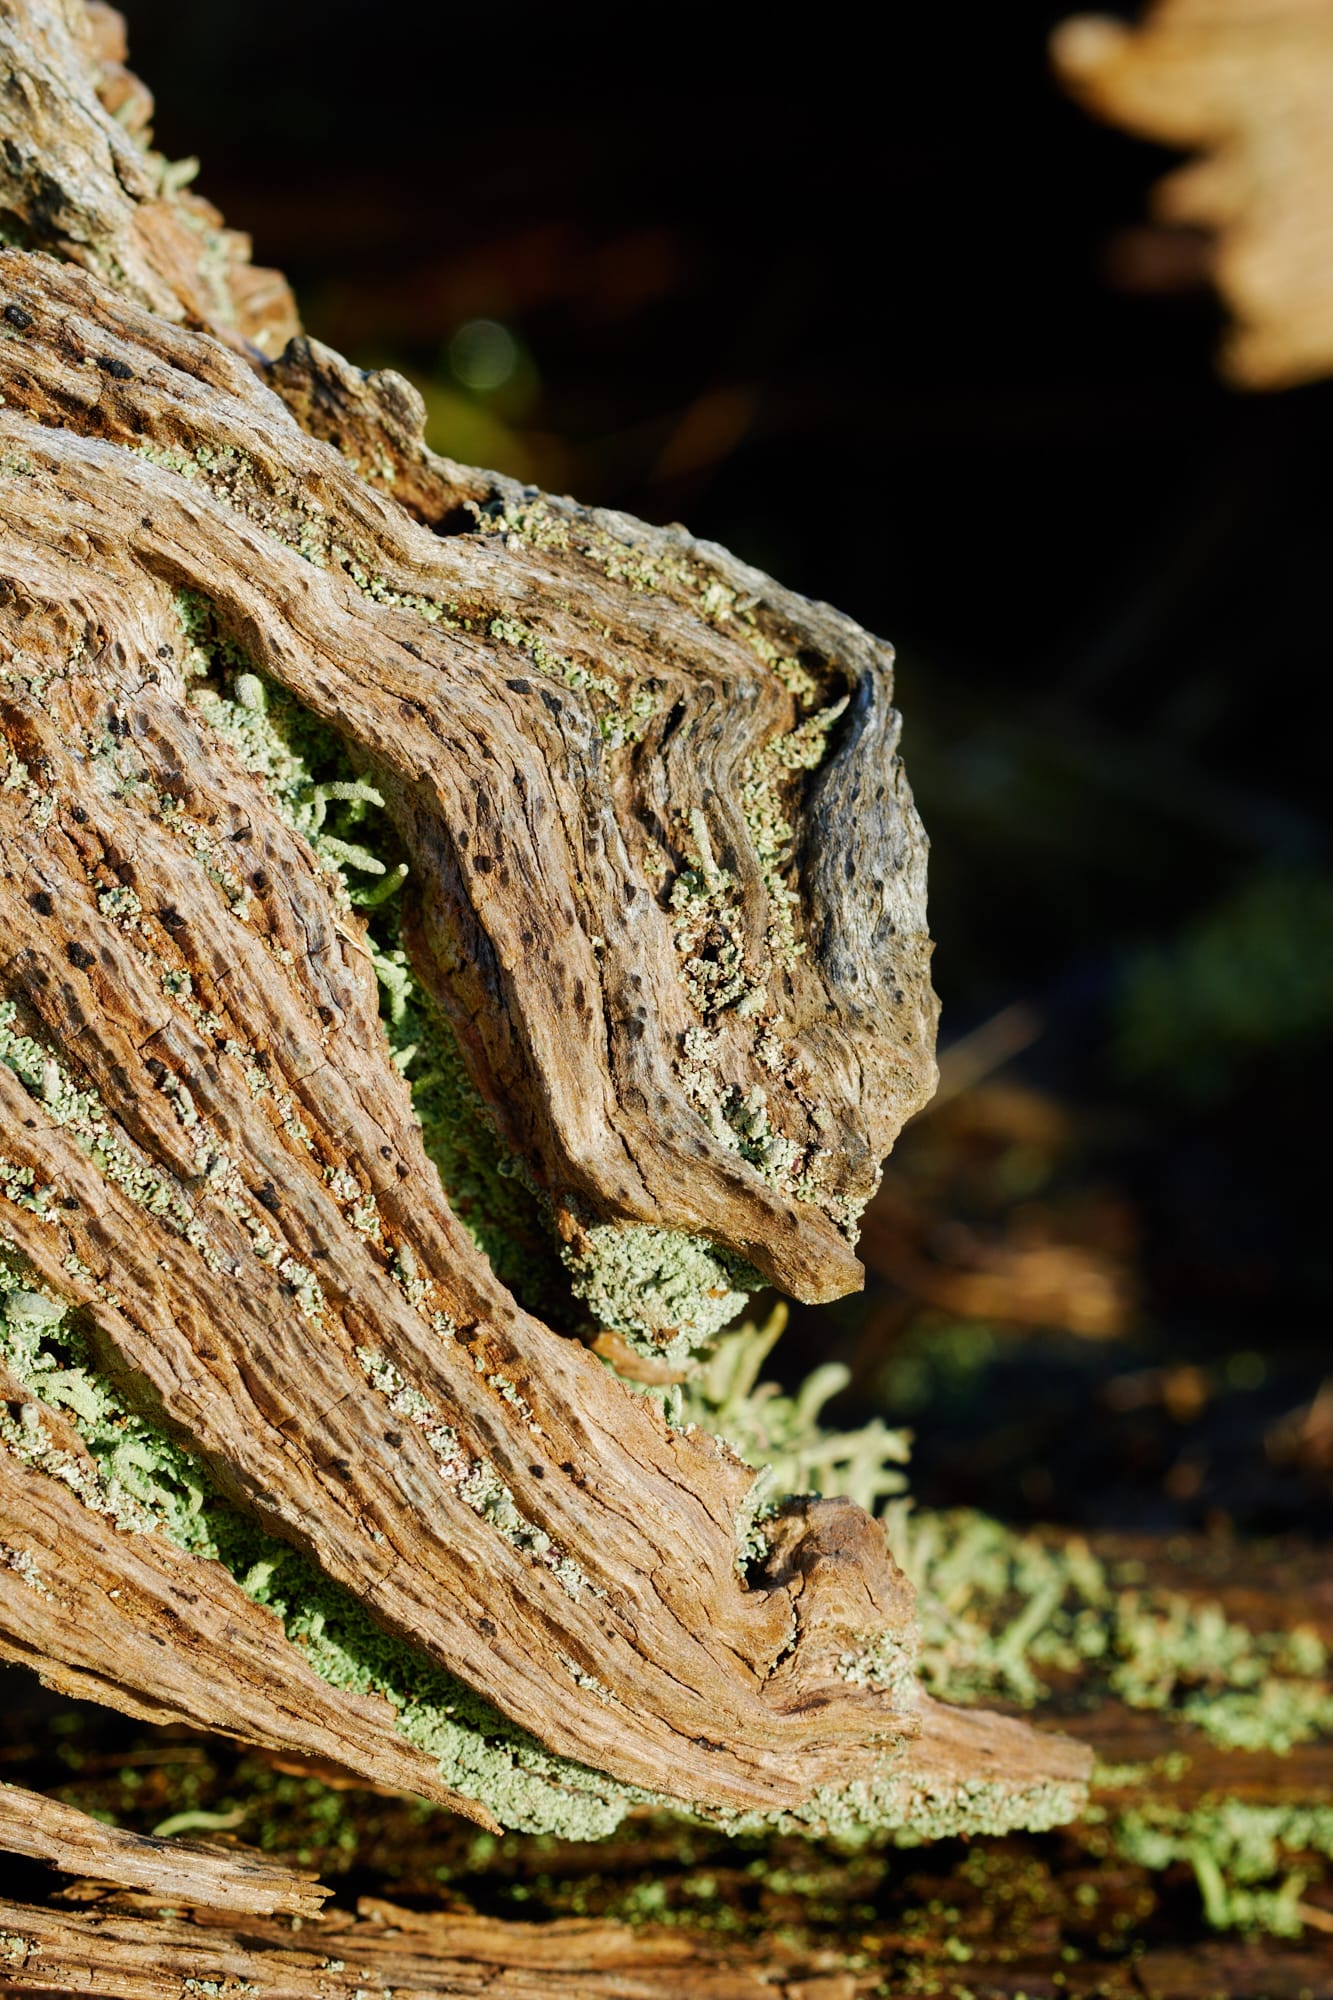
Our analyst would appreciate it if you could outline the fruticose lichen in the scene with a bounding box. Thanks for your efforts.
[1109,1801,1333,1937]
[678,1306,912,1564]
[884,1504,1333,1753]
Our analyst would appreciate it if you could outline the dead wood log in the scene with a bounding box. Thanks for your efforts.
[0,1894,862,2000]
[0,0,1087,1876]
[0,1528,1328,1999]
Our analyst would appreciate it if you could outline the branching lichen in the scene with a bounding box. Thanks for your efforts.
[882,1505,1333,1755]
[1110,1801,1333,1936]
[678,1307,911,1562]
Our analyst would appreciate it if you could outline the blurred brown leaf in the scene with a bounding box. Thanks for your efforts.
[1053,0,1333,387]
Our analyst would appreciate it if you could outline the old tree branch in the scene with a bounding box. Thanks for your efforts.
[0,0,1091,1982]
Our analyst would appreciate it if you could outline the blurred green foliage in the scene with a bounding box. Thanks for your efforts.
[1115,869,1333,1103]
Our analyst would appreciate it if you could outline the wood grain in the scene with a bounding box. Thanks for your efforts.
[0,2,1086,1841]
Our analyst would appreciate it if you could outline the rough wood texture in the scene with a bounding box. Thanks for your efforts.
[0,0,1085,1847]
[0,1431,500,1826]
[0,1896,863,2000]
[0,0,298,355]
[1053,0,1333,388]
[0,1784,325,1917]
[0,1531,1328,1999]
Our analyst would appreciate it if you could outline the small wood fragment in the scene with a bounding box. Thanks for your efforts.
[0,1784,325,1917]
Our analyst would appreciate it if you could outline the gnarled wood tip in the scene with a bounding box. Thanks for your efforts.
[0,0,1091,1847]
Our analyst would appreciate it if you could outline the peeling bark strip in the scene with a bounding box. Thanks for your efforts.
[0,1784,325,1916]
[0,0,1087,1844]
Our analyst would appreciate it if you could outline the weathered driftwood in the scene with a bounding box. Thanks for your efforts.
[0,1895,863,2000]
[0,0,1086,1887]
[0,1530,1329,1998]
[0,1783,325,1917]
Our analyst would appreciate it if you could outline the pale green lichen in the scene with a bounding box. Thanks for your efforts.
[562,1224,758,1364]
[354,1344,592,1601]
[0,1001,215,1263]
[679,1309,911,1564]
[0,1541,52,1596]
[738,693,848,974]
[884,1503,1333,1757]
[182,599,752,1355]
[0,1268,632,1837]
[720,1758,1086,1848]
[1111,1801,1333,1936]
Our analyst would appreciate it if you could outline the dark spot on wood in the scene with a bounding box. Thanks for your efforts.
[383,1430,403,1448]
[528,1464,545,1479]
[3,302,32,328]
[27,890,53,916]
[65,941,95,970]
[256,1181,280,1213]
[96,354,134,380]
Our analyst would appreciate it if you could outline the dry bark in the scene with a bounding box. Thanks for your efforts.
[0,1896,862,2000]
[1052,0,1333,388]
[0,0,1086,1877]
[0,1784,325,1917]
[0,1530,1328,1999]
[2,1892,1332,2000]
[0,1428,501,1826]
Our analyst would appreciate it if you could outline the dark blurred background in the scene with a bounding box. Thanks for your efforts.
[119,0,1331,1537]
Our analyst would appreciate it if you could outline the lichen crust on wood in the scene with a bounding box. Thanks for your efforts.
[0,0,1088,1853]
